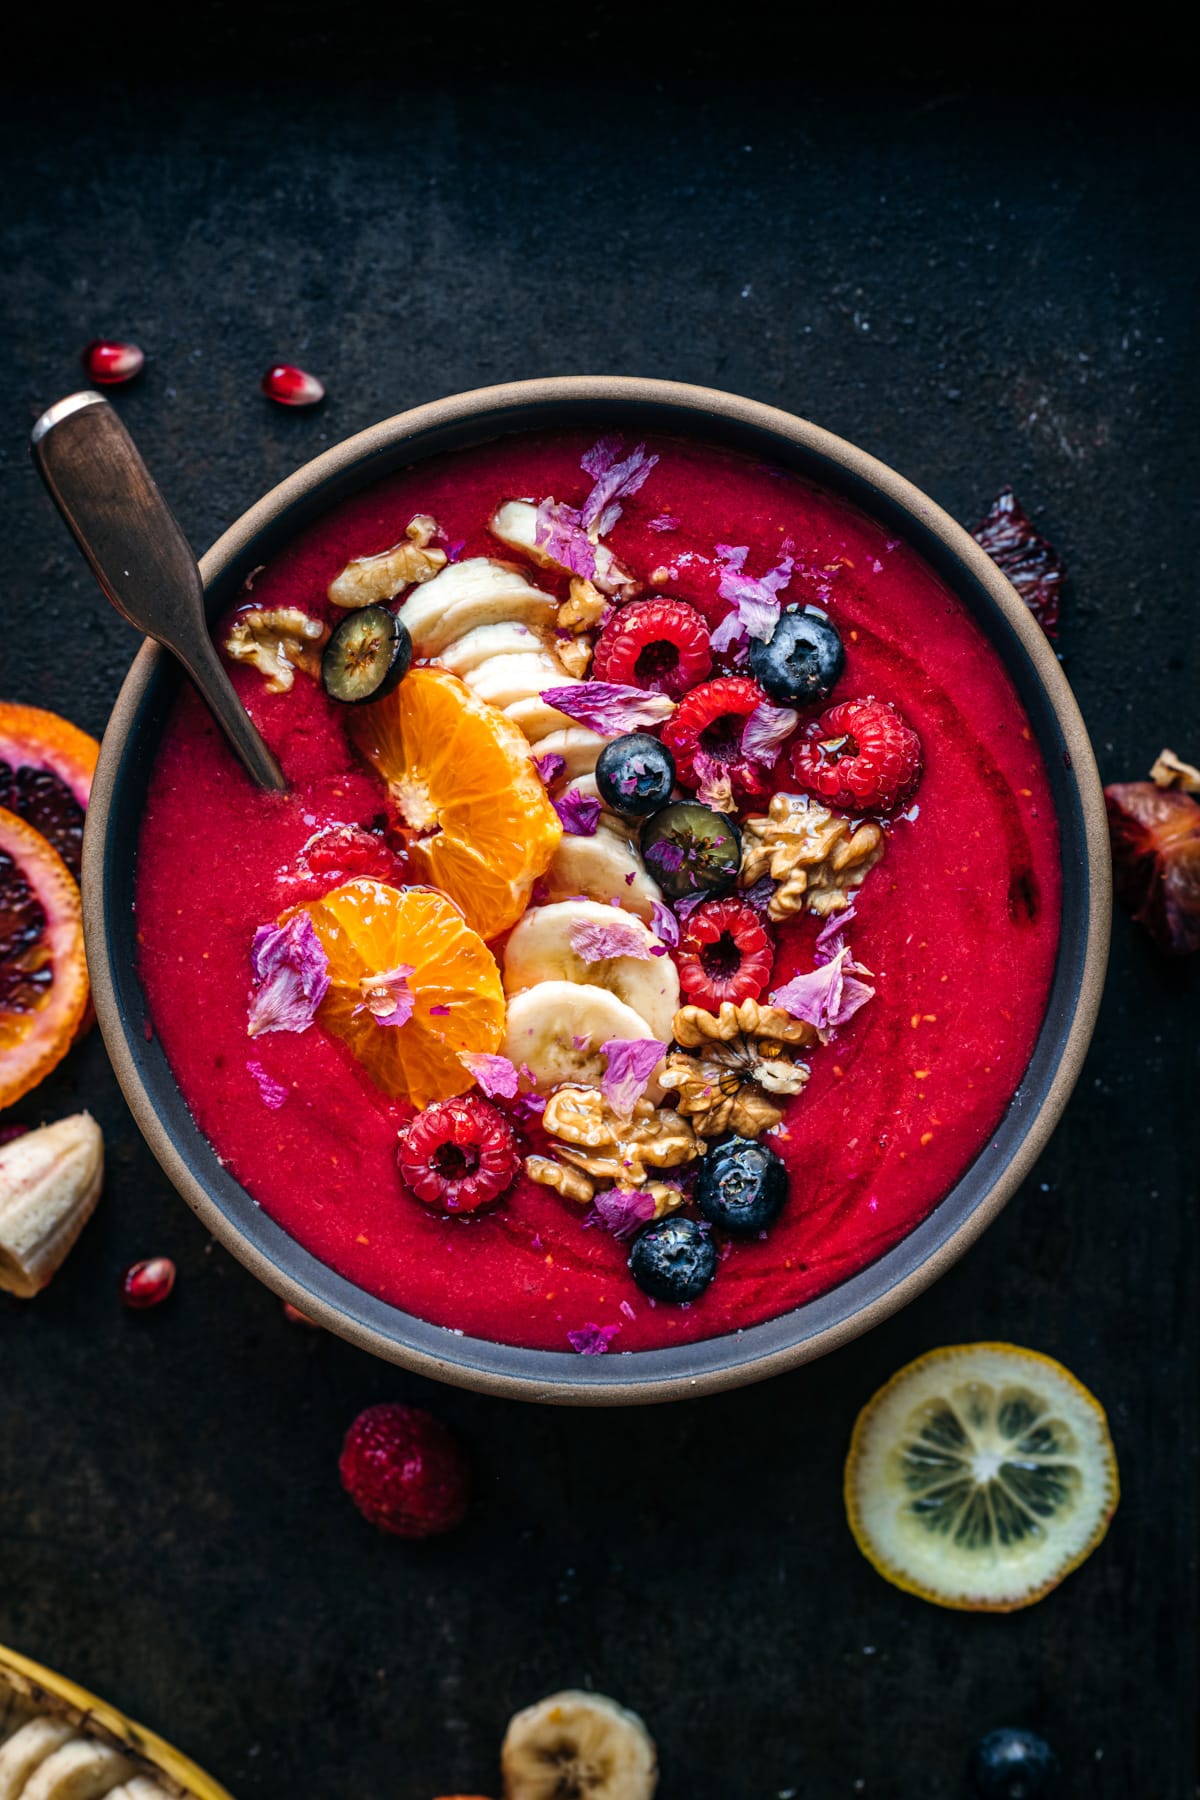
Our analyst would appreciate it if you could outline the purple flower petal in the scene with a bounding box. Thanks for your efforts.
[714,543,749,570]
[540,682,675,734]
[619,1298,637,1320]
[591,1187,657,1239]
[444,538,466,562]
[353,963,415,1027]
[644,837,684,874]
[814,902,856,965]
[534,751,567,786]
[458,1050,520,1099]
[553,788,603,836]
[567,1321,621,1355]
[580,439,659,535]
[648,514,679,533]
[674,889,709,922]
[247,1059,288,1109]
[742,701,800,769]
[534,497,597,581]
[772,945,875,1035]
[600,1037,669,1116]
[428,1003,452,1016]
[649,900,680,947]
[713,554,795,649]
[569,918,655,962]
[693,749,735,813]
[248,914,330,1038]
[740,875,778,916]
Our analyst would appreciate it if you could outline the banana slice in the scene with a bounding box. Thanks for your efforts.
[399,558,558,655]
[106,1783,174,1800]
[504,901,678,1042]
[504,695,583,742]
[0,1720,73,1799]
[464,651,568,711]
[21,1738,133,1800]
[0,1113,104,1298]
[502,983,664,1096]
[501,1690,657,1800]
[490,501,635,597]
[542,830,663,923]
[437,621,548,675]
[531,728,612,781]
[556,774,626,833]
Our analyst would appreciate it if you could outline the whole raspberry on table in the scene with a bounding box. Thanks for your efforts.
[677,898,774,1008]
[591,598,712,698]
[397,1095,519,1212]
[661,675,773,797]
[339,1403,470,1538]
[789,697,921,815]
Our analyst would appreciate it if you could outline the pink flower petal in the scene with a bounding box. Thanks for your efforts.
[534,751,567,786]
[567,1321,621,1355]
[247,1060,288,1109]
[552,789,602,836]
[248,914,330,1037]
[353,963,415,1027]
[458,1051,521,1099]
[649,900,680,947]
[648,514,680,533]
[591,1188,657,1238]
[742,701,800,768]
[580,439,659,535]
[569,918,655,963]
[712,554,795,648]
[600,1037,669,1116]
[772,944,875,1035]
[540,682,675,734]
[693,748,735,813]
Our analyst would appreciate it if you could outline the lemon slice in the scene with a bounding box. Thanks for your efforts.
[844,1343,1119,1612]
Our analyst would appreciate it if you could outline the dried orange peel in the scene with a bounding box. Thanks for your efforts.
[348,667,561,940]
[844,1342,1119,1612]
[0,806,89,1110]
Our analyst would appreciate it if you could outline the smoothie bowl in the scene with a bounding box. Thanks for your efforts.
[85,378,1109,1402]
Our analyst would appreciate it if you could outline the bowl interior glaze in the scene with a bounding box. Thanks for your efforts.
[84,378,1110,1404]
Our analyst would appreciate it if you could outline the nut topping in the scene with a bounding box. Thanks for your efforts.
[327,515,448,609]
[223,606,329,693]
[557,576,609,634]
[536,1084,703,1192]
[659,998,815,1138]
[739,791,884,921]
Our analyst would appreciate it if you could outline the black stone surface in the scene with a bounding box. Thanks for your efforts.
[1,65,1196,1800]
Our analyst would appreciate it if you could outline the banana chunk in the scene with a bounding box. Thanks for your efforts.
[504,901,678,1042]
[399,558,558,655]
[530,728,612,781]
[542,831,663,923]
[464,651,569,711]
[504,695,584,742]
[106,1783,175,1800]
[437,621,548,675]
[0,1113,104,1298]
[490,501,635,598]
[502,983,664,1097]
[556,774,626,833]
[501,1690,657,1800]
[0,1719,74,1799]
[21,1738,134,1800]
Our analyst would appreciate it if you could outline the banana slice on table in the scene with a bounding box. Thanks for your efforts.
[21,1738,133,1800]
[399,559,558,655]
[501,1690,657,1800]
[542,830,663,923]
[502,983,665,1096]
[0,1720,74,1799]
[437,621,549,675]
[504,901,678,1042]
[464,652,569,711]
[530,728,612,781]
[490,501,636,597]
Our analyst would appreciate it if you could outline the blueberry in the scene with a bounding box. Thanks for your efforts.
[595,733,676,815]
[748,606,844,706]
[640,802,741,900]
[628,1215,717,1303]
[322,606,412,704]
[968,1729,1060,1800]
[695,1136,788,1236]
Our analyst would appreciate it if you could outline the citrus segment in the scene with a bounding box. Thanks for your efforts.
[298,880,505,1107]
[0,806,89,1108]
[347,667,561,939]
[0,702,99,880]
[844,1342,1119,1612]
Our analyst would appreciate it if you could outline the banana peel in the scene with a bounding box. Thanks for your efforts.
[0,1643,233,1800]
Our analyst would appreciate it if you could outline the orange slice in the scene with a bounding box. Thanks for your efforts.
[0,701,99,881]
[0,806,89,1108]
[348,667,561,940]
[298,880,505,1107]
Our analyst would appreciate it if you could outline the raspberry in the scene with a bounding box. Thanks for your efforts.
[676,898,774,1008]
[788,697,922,814]
[591,598,712,699]
[303,823,399,881]
[660,676,772,798]
[339,1403,470,1538]
[397,1095,519,1212]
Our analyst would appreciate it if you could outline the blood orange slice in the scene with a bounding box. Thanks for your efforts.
[0,806,89,1109]
[0,703,99,881]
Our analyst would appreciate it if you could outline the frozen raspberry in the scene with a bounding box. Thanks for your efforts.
[789,697,921,814]
[676,898,774,1008]
[397,1095,519,1213]
[660,676,772,798]
[339,1403,470,1538]
[303,823,400,881]
[591,598,712,699]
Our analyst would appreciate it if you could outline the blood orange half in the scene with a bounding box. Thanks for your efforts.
[0,806,89,1109]
[0,702,99,882]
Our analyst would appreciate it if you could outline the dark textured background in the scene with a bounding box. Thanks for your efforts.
[1,39,1197,1800]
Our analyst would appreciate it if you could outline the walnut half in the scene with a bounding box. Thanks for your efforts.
[327,514,448,609]
[660,999,814,1138]
[223,607,329,693]
[740,791,884,921]
[540,1085,703,1189]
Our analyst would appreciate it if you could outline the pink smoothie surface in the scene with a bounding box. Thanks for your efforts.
[135,430,1061,1354]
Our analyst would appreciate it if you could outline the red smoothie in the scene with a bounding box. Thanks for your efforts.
[135,431,1060,1353]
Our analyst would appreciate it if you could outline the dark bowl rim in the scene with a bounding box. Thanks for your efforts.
[83,374,1111,1405]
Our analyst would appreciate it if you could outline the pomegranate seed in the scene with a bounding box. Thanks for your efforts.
[121,1256,176,1309]
[261,363,325,407]
[82,339,145,385]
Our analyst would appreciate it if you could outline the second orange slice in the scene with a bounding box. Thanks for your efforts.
[348,667,561,940]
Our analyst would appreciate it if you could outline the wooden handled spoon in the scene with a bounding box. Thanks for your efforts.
[30,391,287,794]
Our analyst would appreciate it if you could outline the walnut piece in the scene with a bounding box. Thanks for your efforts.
[327,514,447,609]
[541,1084,703,1189]
[223,606,329,693]
[557,576,609,633]
[660,999,814,1138]
[1150,748,1200,794]
[555,633,594,679]
[740,792,884,921]
[525,1154,595,1205]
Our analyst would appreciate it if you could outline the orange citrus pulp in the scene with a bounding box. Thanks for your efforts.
[0,805,89,1109]
[298,880,505,1107]
[347,667,561,940]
